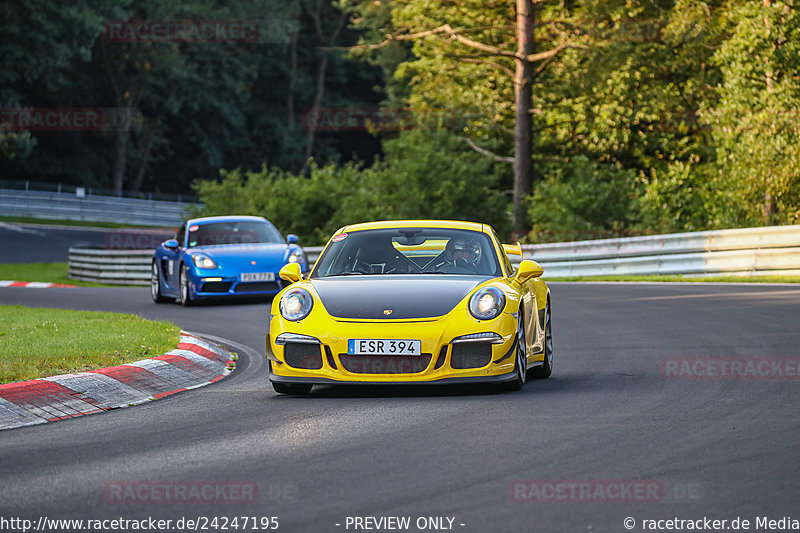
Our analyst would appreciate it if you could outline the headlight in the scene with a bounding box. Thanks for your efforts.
[191,253,217,269]
[469,286,506,320]
[288,251,304,264]
[280,288,313,321]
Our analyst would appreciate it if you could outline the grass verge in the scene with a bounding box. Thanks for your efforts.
[545,274,800,283]
[0,215,174,229]
[0,305,180,383]
[0,262,113,287]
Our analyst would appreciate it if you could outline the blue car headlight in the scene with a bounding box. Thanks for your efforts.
[469,286,506,320]
[191,253,217,269]
[288,251,304,264]
[280,288,313,321]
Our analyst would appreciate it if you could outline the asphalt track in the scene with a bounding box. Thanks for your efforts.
[0,222,172,263]
[1,280,799,532]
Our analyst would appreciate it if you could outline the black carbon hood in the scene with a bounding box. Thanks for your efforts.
[310,275,490,319]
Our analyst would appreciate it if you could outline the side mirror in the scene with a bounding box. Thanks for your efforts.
[287,234,300,244]
[164,239,179,250]
[515,260,543,283]
[279,262,303,283]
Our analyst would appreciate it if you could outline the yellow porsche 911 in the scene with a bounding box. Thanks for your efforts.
[267,220,553,394]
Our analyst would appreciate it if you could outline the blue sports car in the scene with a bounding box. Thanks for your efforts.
[151,215,308,305]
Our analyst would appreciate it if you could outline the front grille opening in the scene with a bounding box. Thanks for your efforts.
[234,281,281,293]
[339,354,432,374]
[284,343,323,369]
[450,343,492,369]
[201,281,232,293]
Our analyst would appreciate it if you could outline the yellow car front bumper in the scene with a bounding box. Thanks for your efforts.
[268,309,525,385]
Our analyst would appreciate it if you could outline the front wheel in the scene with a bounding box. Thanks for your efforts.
[503,311,528,391]
[272,382,313,395]
[178,264,195,306]
[529,301,553,379]
[151,261,169,303]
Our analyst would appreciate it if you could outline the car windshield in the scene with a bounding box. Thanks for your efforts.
[187,221,283,247]
[311,228,502,278]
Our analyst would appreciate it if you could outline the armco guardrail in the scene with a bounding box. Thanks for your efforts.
[69,248,153,285]
[304,246,324,266]
[68,225,800,285]
[68,246,326,286]
[1,188,195,227]
[522,225,800,277]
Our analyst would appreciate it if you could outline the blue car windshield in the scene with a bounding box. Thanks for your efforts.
[312,228,502,277]
[187,221,283,247]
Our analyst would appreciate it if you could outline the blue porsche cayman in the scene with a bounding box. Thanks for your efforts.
[151,215,308,305]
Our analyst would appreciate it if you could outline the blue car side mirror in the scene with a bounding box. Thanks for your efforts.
[164,239,179,249]
[287,234,300,244]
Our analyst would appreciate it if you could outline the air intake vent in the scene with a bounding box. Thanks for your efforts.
[450,343,492,369]
[284,344,323,369]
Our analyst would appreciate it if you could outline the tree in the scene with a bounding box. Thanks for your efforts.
[702,0,800,226]
[193,129,510,242]
[303,0,350,161]
[348,0,587,233]
[2,0,383,195]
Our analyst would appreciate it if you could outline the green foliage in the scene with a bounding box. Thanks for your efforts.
[530,1,724,236]
[6,0,800,239]
[194,130,510,243]
[527,156,637,242]
[637,159,723,232]
[2,0,383,193]
[701,1,800,226]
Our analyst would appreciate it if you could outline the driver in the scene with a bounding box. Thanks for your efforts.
[444,237,480,267]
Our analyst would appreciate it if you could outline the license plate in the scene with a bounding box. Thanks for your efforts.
[348,339,421,356]
[240,272,275,282]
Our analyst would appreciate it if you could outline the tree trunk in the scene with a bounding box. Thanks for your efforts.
[111,107,132,197]
[102,43,142,197]
[304,53,329,161]
[130,118,159,193]
[512,0,535,234]
[762,192,777,225]
[761,0,775,224]
[287,26,299,130]
[304,7,348,163]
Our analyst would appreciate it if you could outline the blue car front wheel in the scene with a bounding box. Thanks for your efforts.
[151,261,170,304]
[179,264,195,306]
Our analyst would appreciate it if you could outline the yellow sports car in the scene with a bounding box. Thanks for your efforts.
[267,220,552,394]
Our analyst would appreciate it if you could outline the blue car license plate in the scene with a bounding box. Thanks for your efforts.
[240,272,275,282]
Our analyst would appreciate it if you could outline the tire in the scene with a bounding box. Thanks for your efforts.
[178,264,195,306]
[272,382,313,395]
[529,301,553,379]
[151,261,169,303]
[504,311,527,391]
